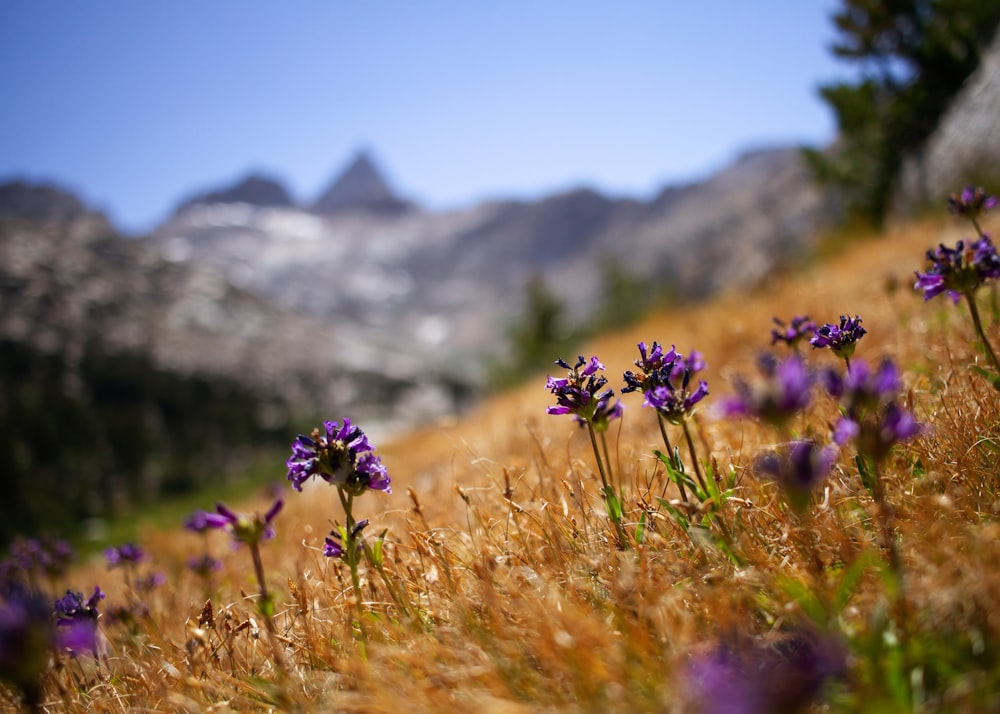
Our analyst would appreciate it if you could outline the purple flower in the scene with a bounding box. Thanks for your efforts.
[822,358,924,462]
[835,403,924,463]
[622,342,707,424]
[686,631,847,714]
[104,543,146,569]
[820,358,901,415]
[6,537,75,580]
[810,315,866,360]
[0,585,55,706]
[200,500,283,547]
[642,378,709,425]
[53,587,104,655]
[948,186,998,221]
[546,355,623,432]
[286,419,391,495]
[135,572,166,592]
[323,519,369,559]
[914,236,1000,303]
[184,510,216,534]
[186,554,223,577]
[755,441,837,511]
[770,315,817,349]
[717,354,812,426]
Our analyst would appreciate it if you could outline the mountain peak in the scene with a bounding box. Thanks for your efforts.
[175,173,296,213]
[312,151,412,216]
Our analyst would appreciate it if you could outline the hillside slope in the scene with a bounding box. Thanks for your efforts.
[33,208,1000,714]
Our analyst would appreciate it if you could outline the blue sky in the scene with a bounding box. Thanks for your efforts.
[0,2,844,234]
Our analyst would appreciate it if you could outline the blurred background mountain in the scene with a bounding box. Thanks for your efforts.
[1,1,998,548]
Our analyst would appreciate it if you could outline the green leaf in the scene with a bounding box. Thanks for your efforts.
[776,575,827,626]
[834,550,878,612]
[635,511,646,546]
[656,497,689,532]
[971,365,1000,392]
[257,593,275,618]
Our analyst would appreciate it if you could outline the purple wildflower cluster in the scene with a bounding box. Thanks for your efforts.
[53,587,105,655]
[187,500,284,548]
[948,186,998,222]
[324,519,369,559]
[755,440,837,512]
[810,315,867,360]
[914,236,1000,303]
[3,537,75,583]
[717,353,812,427]
[770,315,817,349]
[687,631,847,714]
[621,342,708,424]
[821,359,923,463]
[286,419,391,495]
[546,355,623,431]
[104,543,147,569]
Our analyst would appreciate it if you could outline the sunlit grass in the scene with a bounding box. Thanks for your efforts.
[4,211,1000,713]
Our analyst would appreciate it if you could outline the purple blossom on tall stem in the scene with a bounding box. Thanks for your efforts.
[547,355,623,432]
[197,500,284,548]
[914,235,1000,373]
[822,358,923,576]
[53,586,104,656]
[196,499,287,674]
[770,315,817,350]
[0,584,57,712]
[623,342,710,502]
[810,315,867,366]
[286,418,391,495]
[948,186,998,235]
[717,353,813,427]
[547,355,628,548]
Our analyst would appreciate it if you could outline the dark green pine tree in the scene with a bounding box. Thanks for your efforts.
[806,0,1000,226]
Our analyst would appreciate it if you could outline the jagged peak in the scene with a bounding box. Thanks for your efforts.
[311,150,412,216]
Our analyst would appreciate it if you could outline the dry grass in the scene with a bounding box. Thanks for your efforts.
[9,213,1000,713]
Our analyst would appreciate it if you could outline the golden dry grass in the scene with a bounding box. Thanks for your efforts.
[11,212,1000,713]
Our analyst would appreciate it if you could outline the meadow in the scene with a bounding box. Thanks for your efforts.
[3,193,999,713]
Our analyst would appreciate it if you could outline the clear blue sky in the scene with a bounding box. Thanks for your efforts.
[0,1,844,234]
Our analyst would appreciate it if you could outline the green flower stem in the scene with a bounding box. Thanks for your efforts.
[680,419,709,496]
[248,542,287,677]
[657,414,687,503]
[587,423,629,549]
[964,291,1000,374]
[337,487,369,648]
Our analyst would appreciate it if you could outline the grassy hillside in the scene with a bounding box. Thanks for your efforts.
[4,208,1000,712]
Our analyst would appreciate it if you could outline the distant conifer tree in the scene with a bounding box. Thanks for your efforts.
[806,0,1000,226]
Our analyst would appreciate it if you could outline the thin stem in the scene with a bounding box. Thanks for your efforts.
[681,419,709,496]
[249,543,287,676]
[964,292,1000,373]
[337,488,369,648]
[657,415,688,503]
[587,424,629,549]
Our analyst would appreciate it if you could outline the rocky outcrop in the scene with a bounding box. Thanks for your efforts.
[896,28,1000,212]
